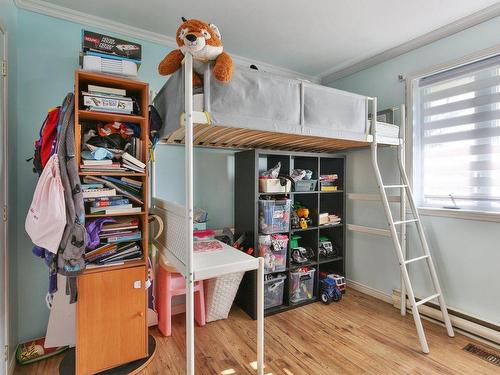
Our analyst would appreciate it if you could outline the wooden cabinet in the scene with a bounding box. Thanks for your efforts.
[73,71,150,374]
[76,266,148,375]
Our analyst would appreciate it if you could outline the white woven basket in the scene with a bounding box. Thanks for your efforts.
[205,272,245,322]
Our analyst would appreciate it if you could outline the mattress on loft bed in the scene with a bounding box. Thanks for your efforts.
[153,66,373,142]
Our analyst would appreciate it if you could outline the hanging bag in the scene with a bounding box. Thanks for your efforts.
[25,154,67,254]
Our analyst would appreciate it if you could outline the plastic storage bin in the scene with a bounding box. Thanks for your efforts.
[264,275,286,309]
[259,199,291,234]
[289,268,316,303]
[259,178,291,193]
[294,180,317,192]
[259,234,288,273]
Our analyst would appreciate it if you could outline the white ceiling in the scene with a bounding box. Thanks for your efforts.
[29,0,500,79]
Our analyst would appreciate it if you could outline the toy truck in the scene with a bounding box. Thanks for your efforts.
[328,274,346,294]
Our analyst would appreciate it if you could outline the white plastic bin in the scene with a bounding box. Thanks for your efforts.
[264,275,286,309]
[259,199,291,234]
[289,268,316,303]
[259,178,291,193]
[259,234,288,273]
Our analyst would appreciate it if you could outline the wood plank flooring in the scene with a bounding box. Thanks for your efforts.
[14,289,499,374]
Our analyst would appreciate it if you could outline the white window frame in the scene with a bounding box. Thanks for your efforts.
[406,43,500,223]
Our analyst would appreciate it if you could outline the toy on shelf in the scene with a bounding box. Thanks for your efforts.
[320,277,342,304]
[319,236,339,258]
[290,234,314,265]
[292,203,313,229]
[320,174,339,191]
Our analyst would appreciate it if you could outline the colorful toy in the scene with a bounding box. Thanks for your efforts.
[328,274,346,294]
[319,236,338,258]
[290,234,314,265]
[158,17,233,85]
[320,277,342,304]
[292,202,312,229]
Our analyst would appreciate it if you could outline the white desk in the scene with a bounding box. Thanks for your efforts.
[151,200,264,375]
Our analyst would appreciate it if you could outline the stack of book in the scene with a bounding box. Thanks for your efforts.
[121,152,146,173]
[82,182,140,215]
[80,159,125,172]
[85,242,142,267]
[82,84,134,114]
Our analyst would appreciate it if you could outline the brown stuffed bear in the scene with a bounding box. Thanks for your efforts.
[158,17,233,86]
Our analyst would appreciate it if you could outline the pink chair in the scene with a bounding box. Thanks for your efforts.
[156,258,206,336]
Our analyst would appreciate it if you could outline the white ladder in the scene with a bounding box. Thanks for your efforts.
[370,100,455,353]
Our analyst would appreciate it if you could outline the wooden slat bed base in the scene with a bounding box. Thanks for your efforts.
[162,124,370,153]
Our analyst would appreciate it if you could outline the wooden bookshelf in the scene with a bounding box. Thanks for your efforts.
[74,70,150,375]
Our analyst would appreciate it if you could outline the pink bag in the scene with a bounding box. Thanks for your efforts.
[25,154,66,254]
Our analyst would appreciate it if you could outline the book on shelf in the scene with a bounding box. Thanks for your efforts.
[82,188,116,199]
[101,176,142,193]
[96,242,142,264]
[82,159,113,166]
[122,152,146,170]
[83,176,143,204]
[101,217,140,232]
[122,162,144,173]
[129,137,143,160]
[89,206,141,215]
[85,243,118,263]
[82,94,133,114]
[89,203,133,214]
[81,183,104,190]
[121,177,142,188]
[80,162,123,170]
[102,230,142,244]
[87,84,126,97]
[90,197,130,208]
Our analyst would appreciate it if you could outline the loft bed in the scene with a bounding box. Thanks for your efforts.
[150,54,414,375]
[154,59,401,152]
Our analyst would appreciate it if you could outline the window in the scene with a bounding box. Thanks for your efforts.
[412,55,500,213]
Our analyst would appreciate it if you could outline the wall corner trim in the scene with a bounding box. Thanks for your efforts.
[14,0,317,81]
[319,3,500,84]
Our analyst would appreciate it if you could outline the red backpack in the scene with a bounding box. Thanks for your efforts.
[32,107,60,175]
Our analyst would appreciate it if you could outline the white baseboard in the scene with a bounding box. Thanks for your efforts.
[348,279,500,348]
[347,279,393,304]
[392,289,500,347]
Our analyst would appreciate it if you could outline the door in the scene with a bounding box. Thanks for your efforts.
[0,23,8,375]
[76,267,147,375]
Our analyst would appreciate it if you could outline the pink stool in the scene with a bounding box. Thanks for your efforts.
[156,261,206,336]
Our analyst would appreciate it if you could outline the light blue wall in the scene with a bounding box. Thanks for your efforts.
[332,16,500,324]
[10,6,237,343]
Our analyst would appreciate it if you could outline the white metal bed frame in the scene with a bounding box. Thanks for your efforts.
[150,53,454,374]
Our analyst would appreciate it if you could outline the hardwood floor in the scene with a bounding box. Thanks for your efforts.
[15,289,499,374]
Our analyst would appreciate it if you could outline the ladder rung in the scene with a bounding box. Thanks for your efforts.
[393,219,418,225]
[415,293,440,307]
[404,255,430,265]
[384,184,408,188]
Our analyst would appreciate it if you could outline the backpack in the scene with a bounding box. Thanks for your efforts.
[32,107,60,175]
[56,93,87,303]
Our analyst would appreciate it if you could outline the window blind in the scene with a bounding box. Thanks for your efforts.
[413,55,500,212]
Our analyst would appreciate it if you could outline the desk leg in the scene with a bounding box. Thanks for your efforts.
[257,258,264,375]
[186,272,195,375]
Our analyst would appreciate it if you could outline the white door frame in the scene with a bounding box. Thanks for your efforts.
[0,21,9,375]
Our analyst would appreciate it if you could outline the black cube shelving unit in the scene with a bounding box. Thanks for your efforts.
[235,149,346,319]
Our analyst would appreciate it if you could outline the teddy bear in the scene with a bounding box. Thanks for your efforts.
[158,17,234,86]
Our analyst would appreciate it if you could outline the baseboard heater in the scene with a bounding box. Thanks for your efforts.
[392,289,500,347]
